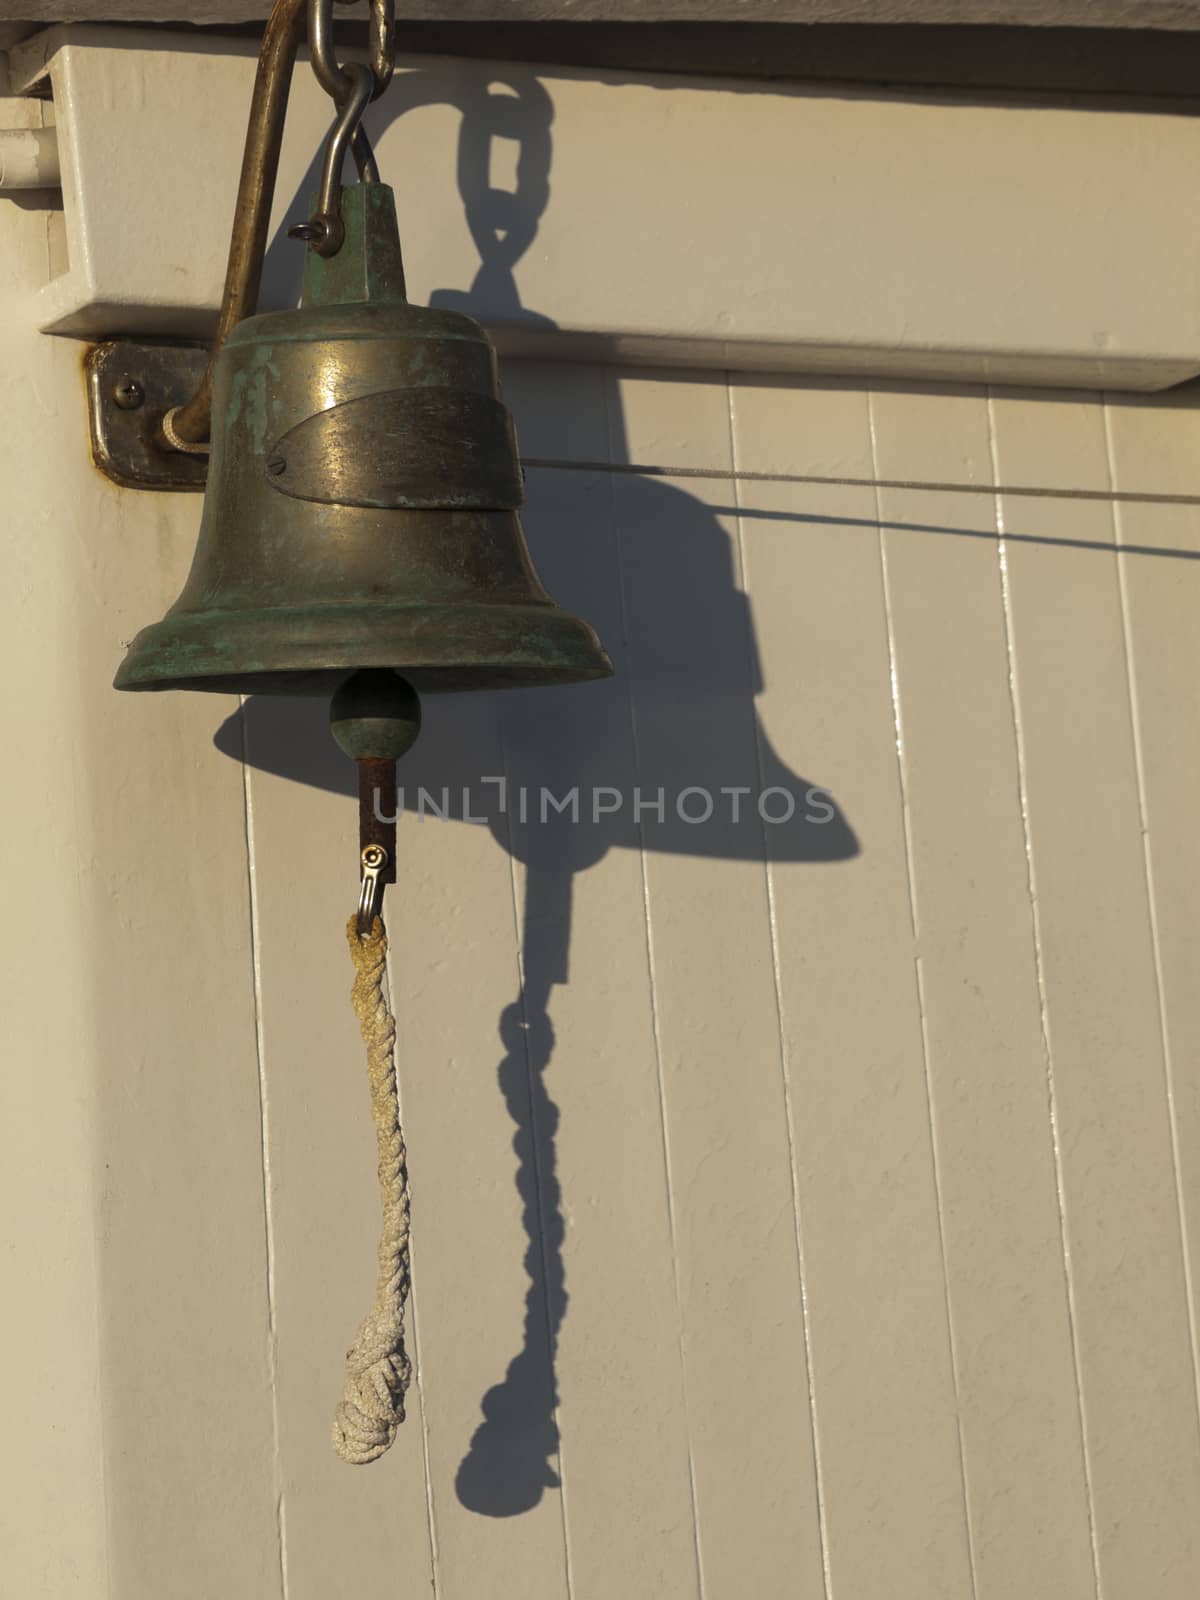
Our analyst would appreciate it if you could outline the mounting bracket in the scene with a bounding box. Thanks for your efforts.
[86,341,209,492]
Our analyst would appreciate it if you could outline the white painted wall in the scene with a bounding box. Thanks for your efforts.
[3,51,1200,1600]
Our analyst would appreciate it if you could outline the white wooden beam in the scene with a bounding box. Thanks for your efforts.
[12,24,1200,389]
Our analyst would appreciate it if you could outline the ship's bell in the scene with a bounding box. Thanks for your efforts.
[114,184,612,697]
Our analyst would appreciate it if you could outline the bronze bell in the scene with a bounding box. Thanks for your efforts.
[114,183,612,698]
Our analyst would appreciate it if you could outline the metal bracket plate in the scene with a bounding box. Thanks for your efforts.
[86,340,210,491]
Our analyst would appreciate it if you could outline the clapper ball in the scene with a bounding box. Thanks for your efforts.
[329,669,422,761]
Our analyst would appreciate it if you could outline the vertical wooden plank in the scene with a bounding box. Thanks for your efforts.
[67,383,282,1588]
[1,198,111,1600]
[612,370,827,1600]
[241,698,442,1600]
[383,690,573,1600]
[90,694,282,1600]
[498,362,701,1599]
[872,384,1096,1599]
[990,389,1200,1598]
[1104,385,1200,1493]
[3,225,281,1594]
[729,377,975,1600]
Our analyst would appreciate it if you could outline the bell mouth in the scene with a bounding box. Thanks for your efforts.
[113,600,614,696]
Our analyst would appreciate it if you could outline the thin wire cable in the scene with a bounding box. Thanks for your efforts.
[519,456,1200,509]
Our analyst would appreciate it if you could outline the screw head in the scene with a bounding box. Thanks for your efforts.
[266,455,287,476]
[113,378,145,411]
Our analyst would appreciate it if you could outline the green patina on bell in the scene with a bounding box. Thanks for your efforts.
[114,183,612,697]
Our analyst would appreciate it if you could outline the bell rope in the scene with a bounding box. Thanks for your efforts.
[333,911,414,1464]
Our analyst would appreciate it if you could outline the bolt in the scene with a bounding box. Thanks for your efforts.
[266,455,287,476]
[113,378,145,411]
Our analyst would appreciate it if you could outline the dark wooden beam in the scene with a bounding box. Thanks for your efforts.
[385,22,1200,99]
[7,2,1200,29]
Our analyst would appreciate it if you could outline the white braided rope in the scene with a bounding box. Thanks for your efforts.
[334,913,413,1465]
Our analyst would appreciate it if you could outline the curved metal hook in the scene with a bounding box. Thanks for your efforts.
[288,63,377,257]
[292,0,388,256]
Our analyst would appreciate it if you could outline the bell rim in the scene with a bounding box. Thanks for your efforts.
[113,600,614,696]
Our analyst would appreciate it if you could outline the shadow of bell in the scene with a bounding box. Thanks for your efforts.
[210,464,859,1522]
[213,472,859,881]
